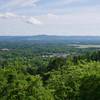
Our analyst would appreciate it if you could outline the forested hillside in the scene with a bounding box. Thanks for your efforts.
[0,35,100,100]
[0,49,100,100]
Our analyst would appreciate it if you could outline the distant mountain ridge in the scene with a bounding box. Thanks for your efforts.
[0,35,100,44]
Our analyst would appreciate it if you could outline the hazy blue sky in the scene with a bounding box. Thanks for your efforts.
[0,0,100,36]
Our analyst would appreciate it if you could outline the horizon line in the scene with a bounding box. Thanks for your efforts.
[0,34,100,37]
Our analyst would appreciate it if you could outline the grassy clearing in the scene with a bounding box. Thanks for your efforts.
[72,44,100,48]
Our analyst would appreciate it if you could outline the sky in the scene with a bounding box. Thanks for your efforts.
[0,0,100,36]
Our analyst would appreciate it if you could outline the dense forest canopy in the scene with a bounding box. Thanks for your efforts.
[0,36,100,100]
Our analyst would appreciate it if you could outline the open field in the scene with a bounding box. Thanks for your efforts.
[72,44,100,48]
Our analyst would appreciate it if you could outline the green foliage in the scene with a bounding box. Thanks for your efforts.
[0,49,100,100]
[47,57,66,71]
[0,68,54,100]
[46,60,100,100]
[80,75,100,100]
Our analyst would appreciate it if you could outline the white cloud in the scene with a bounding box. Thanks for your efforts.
[37,12,100,25]
[26,17,42,25]
[46,0,80,8]
[0,12,18,19]
[20,0,40,7]
[0,0,39,10]
[61,0,80,4]
[0,12,42,25]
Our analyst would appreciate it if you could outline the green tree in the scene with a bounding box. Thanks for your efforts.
[79,75,100,100]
